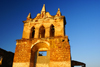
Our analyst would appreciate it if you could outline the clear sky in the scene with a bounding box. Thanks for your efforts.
[0,0,100,67]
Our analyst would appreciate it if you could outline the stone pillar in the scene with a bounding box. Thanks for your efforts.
[34,28,39,38]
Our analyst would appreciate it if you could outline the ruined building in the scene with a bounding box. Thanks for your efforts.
[0,48,14,67]
[13,4,85,67]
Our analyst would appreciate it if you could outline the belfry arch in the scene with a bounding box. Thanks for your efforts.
[39,25,45,38]
[30,26,35,38]
[30,42,50,67]
[50,24,55,37]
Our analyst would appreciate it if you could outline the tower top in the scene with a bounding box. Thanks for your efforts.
[56,8,61,16]
[23,4,65,23]
[41,4,45,12]
[58,8,60,11]
[27,13,31,18]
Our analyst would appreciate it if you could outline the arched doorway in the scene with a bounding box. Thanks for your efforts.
[30,42,50,67]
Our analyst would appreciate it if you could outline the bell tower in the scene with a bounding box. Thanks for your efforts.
[13,4,71,67]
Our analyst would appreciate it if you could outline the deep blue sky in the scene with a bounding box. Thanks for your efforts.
[0,0,100,67]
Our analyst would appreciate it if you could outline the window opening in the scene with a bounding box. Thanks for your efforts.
[39,51,47,56]
[50,25,55,37]
[39,25,45,38]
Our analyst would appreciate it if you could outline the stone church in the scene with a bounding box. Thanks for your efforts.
[13,4,85,67]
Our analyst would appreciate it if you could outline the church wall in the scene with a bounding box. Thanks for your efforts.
[49,36,71,67]
[13,40,32,67]
[22,24,31,39]
[13,62,30,67]
[50,61,71,67]
[13,36,71,67]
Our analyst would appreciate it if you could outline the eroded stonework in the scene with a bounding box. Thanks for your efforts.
[13,4,71,67]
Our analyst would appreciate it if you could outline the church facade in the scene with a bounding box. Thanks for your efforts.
[13,4,71,67]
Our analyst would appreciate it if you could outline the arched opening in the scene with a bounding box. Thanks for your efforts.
[50,24,55,37]
[30,26,35,38]
[30,42,50,67]
[39,25,45,38]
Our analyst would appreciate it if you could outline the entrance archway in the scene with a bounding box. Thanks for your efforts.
[30,42,50,67]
